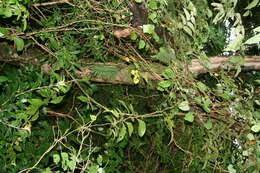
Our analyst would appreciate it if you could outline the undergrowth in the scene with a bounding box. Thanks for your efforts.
[0,0,259,173]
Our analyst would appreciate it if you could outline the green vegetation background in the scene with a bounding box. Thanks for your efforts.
[0,0,259,172]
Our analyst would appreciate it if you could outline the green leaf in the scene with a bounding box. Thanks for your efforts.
[202,98,212,113]
[117,124,127,142]
[88,165,99,173]
[13,37,24,51]
[0,27,10,37]
[113,14,120,23]
[110,109,120,118]
[50,37,60,50]
[138,40,146,49]
[158,80,172,88]
[187,22,195,32]
[194,96,202,104]
[53,154,60,164]
[77,95,89,103]
[178,101,190,112]
[17,113,28,119]
[61,152,69,160]
[242,150,249,156]
[184,8,191,21]
[227,164,236,173]
[90,115,97,121]
[212,10,225,24]
[245,0,259,10]
[157,86,164,92]
[253,26,260,32]
[202,105,211,113]
[251,123,260,132]
[243,10,250,17]
[143,24,155,34]
[68,160,76,170]
[130,32,137,40]
[31,111,39,121]
[97,155,103,166]
[0,76,8,83]
[187,1,196,13]
[253,111,260,119]
[138,119,146,137]
[42,168,52,173]
[196,82,208,93]
[126,122,134,137]
[151,47,176,64]
[163,68,175,79]
[183,26,193,37]
[3,9,12,18]
[228,56,245,65]
[148,0,158,10]
[244,33,260,44]
[255,100,260,106]
[255,79,260,84]
[37,88,55,98]
[246,133,255,141]
[184,112,194,122]
[204,120,212,130]
[61,152,69,171]
[225,35,243,51]
[135,0,144,3]
[51,96,64,104]
[152,32,160,42]
[207,9,213,18]
[28,99,44,107]
[14,145,22,152]
[149,12,158,23]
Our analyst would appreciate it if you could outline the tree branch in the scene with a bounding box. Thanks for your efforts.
[0,43,259,84]
[31,0,73,7]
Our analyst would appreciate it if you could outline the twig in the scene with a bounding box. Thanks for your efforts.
[18,27,98,37]
[66,70,111,111]
[47,110,81,125]
[171,136,192,155]
[14,80,75,97]
[33,6,47,21]
[30,36,58,59]
[18,131,70,173]
[0,120,31,132]
[32,0,74,7]
[12,19,128,37]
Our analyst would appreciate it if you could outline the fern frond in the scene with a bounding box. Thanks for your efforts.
[90,65,118,80]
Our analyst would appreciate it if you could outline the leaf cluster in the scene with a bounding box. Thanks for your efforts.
[0,0,259,172]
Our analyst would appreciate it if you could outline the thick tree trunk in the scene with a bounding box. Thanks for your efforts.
[189,56,260,74]
[1,43,259,84]
[77,56,260,84]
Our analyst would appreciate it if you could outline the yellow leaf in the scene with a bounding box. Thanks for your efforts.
[131,70,140,84]
[133,76,140,84]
